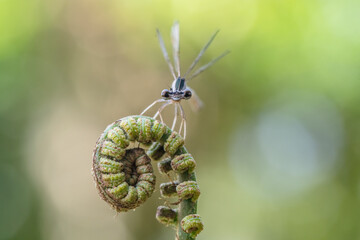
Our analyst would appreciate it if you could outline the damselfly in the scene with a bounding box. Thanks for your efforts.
[141,21,229,139]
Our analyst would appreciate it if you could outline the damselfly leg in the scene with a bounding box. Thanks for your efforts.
[154,101,173,123]
[178,103,187,139]
[140,99,167,116]
[171,102,187,139]
[171,103,178,130]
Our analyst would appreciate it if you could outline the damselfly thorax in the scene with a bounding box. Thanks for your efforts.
[141,21,229,139]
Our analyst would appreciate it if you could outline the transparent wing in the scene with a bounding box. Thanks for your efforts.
[171,21,181,77]
[188,87,204,112]
[156,28,176,79]
[188,50,230,81]
[183,30,220,78]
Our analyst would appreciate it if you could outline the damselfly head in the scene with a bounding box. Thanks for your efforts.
[161,87,192,101]
[161,77,192,101]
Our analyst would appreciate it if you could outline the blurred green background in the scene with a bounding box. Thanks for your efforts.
[1,0,360,239]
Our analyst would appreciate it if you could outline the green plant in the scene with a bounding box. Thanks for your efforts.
[92,115,203,240]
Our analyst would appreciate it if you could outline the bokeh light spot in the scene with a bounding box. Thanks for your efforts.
[229,91,344,199]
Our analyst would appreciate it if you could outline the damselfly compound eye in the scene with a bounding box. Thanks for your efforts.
[161,89,171,99]
[184,90,192,100]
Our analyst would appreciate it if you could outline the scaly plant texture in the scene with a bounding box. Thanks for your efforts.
[92,115,203,240]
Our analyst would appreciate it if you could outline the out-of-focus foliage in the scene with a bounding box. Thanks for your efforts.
[0,0,360,239]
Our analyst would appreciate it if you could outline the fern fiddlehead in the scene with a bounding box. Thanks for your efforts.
[93,115,203,239]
